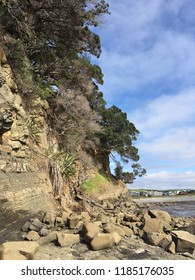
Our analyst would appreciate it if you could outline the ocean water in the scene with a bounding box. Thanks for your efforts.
[150,201,195,217]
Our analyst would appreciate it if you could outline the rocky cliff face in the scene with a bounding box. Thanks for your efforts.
[0,47,58,242]
[0,47,128,242]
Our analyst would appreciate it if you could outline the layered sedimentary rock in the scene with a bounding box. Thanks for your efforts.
[0,47,56,242]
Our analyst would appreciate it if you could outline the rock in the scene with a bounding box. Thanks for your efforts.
[0,249,27,260]
[171,230,195,254]
[179,221,195,235]
[0,145,12,153]
[115,212,124,223]
[68,215,81,229]
[167,241,176,254]
[31,218,43,230]
[106,201,114,209]
[39,227,49,237]
[81,211,91,223]
[143,217,165,233]
[25,230,40,241]
[111,232,122,245]
[144,232,172,249]
[181,252,195,260]
[62,207,73,215]
[148,209,172,223]
[21,221,31,232]
[82,222,100,242]
[56,232,80,247]
[55,217,63,226]
[124,201,132,208]
[75,220,83,231]
[10,140,22,149]
[124,213,140,222]
[2,64,17,91]
[122,226,134,237]
[29,224,39,231]
[42,212,56,227]
[61,212,71,225]
[90,233,115,251]
[0,241,39,260]
[96,213,109,224]
[104,225,125,237]
[135,248,145,254]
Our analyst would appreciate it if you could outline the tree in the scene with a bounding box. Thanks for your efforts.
[114,162,146,184]
[0,0,109,92]
[97,105,145,181]
[100,105,139,160]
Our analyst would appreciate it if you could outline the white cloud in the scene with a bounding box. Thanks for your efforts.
[131,170,195,189]
[96,1,195,189]
[97,0,195,103]
[130,88,195,138]
[99,32,195,101]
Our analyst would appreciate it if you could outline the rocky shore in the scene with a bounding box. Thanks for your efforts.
[0,194,195,260]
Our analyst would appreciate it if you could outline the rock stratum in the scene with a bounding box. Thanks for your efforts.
[0,46,127,246]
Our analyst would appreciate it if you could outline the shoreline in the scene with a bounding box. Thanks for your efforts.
[132,194,195,204]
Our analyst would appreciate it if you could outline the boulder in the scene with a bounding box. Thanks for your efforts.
[144,232,172,249]
[122,226,134,237]
[81,212,91,223]
[0,241,39,260]
[96,213,109,224]
[25,230,40,241]
[111,232,122,245]
[166,241,176,254]
[104,225,125,237]
[42,212,56,227]
[61,212,70,225]
[179,221,195,235]
[31,218,43,230]
[148,209,172,222]
[56,232,80,247]
[171,230,195,254]
[142,217,165,233]
[21,221,31,232]
[90,233,115,251]
[68,215,81,229]
[39,227,49,237]
[0,249,28,260]
[82,222,100,242]
[124,213,140,222]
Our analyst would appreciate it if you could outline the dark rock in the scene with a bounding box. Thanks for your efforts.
[21,221,31,232]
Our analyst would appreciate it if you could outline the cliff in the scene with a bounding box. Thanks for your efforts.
[0,46,128,241]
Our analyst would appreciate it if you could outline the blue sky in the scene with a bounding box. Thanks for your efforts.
[93,0,195,189]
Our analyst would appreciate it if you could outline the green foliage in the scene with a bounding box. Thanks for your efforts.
[62,154,76,179]
[114,162,123,180]
[114,162,146,184]
[100,105,140,163]
[1,0,109,93]
[81,174,110,194]
[52,152,76,179]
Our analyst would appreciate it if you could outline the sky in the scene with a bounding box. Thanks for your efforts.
[93,0,195,190]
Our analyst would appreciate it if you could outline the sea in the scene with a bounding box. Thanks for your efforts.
[150,201,195,217]
[134,196,195,218]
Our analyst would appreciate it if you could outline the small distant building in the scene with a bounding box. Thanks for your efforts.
[131,191,140,197]
[148,190,163,197]
[140,191,149,197]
